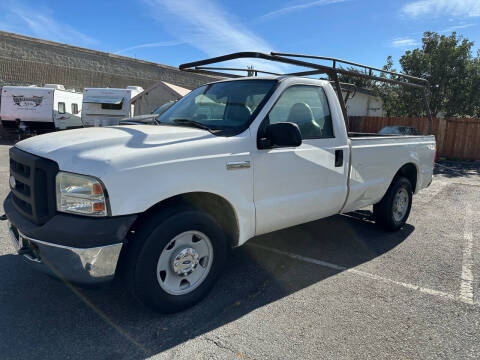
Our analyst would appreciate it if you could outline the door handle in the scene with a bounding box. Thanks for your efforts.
[226,161,251,170]
[335,150,343,167]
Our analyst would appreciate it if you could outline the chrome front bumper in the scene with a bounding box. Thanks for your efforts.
[7,221,122,284]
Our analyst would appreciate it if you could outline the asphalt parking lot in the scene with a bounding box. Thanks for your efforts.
[0,143,478,360]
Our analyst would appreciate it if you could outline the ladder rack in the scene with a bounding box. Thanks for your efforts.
[179,52,433,134]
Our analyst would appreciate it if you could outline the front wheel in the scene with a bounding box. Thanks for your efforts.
[373,176,413,231]
[125,207,228,313]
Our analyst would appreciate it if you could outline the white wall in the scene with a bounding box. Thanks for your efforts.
[343,92,383,117]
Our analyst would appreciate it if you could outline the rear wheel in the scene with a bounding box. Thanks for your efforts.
[373,176,413,231]
[126,207,228,313]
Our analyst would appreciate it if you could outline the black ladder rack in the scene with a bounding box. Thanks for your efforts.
[179,52,433,134]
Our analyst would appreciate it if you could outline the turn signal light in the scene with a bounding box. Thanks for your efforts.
[93,202,105,212]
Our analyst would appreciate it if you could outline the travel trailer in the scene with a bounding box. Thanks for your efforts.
[82,86,144,126]
[0,84,83,135]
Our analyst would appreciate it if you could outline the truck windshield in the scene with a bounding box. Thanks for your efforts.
[157,79,277,135]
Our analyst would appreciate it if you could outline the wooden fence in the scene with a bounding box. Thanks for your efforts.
[349,117,480,160]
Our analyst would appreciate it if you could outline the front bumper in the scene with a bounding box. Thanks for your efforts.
[7,221,123,284]
[4,193,137,284]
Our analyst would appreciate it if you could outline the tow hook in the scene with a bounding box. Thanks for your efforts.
[18,247,33,256]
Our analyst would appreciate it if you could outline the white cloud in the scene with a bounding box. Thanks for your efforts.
[391,38,419,48]
[114,41,184,54]
[438,23,476,33]
[0,1,96,46]
[402,0,480,18]
[257,0,349,21]
[144,0,287,73]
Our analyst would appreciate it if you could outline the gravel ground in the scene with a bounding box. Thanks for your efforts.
[0,144,478,360]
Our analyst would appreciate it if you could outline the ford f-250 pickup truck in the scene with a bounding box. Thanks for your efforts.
[3,53,436,313]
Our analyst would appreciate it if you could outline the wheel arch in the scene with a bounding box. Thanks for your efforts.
[129,191,240,249]
[394,162,418,193]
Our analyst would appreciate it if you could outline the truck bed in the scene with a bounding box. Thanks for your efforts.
[341,134,436,213]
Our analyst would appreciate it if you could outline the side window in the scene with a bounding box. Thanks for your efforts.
[58,102,66,114]
[101,102,122,110]
[268,85,333,139]
[71,103,78,114]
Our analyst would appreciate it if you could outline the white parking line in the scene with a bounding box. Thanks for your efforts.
[460,204,474,304]
[248,243,477,306]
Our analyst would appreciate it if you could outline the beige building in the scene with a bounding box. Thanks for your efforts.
[131,81,191,115]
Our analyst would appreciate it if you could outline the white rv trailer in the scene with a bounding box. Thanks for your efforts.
[0,84,83,133]
[82,86,144,127]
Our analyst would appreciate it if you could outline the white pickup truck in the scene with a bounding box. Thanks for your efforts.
[4,67,436,312]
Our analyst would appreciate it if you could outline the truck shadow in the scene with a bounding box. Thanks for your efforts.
[434,160,480,178]
[0,212,413,359]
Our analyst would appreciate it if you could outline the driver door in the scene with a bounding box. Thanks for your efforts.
[253,85,349,235]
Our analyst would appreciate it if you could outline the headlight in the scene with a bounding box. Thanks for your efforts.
[56,172,109,216]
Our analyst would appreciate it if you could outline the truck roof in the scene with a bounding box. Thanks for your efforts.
[204,75,329,86]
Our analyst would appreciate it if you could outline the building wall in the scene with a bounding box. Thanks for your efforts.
[343,91,383,117]
[132,82,191,115]
[0,31,218,91]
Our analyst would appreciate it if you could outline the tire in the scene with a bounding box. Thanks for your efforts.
[373,176,413,231]
[125,206,228,313]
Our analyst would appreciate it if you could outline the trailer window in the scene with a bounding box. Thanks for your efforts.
[71,103,79,114]
[101,102,122,110]
[58,102,66,114]
[267,85,333,139]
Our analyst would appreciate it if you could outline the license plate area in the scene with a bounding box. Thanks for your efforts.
[7,222,41,262]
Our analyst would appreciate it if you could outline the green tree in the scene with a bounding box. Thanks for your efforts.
[337,57,425,117]
[374,56,421,117]
[335,33,480,118]
[385,32,480,118]
[337,67,375,88]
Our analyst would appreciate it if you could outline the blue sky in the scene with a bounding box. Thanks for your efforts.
[0,0,479,74]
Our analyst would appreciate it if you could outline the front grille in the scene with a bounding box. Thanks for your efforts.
[9,147,59,225]
[10,158,31,178]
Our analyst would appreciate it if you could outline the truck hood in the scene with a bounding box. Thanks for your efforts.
[119,114,158,125]
[15,125,216,176]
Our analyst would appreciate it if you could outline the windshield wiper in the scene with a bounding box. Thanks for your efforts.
[172,118,217,133]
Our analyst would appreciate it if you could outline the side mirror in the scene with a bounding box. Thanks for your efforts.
[259,122,302,149]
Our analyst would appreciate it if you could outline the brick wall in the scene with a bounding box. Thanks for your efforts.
[0,31,218,90]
